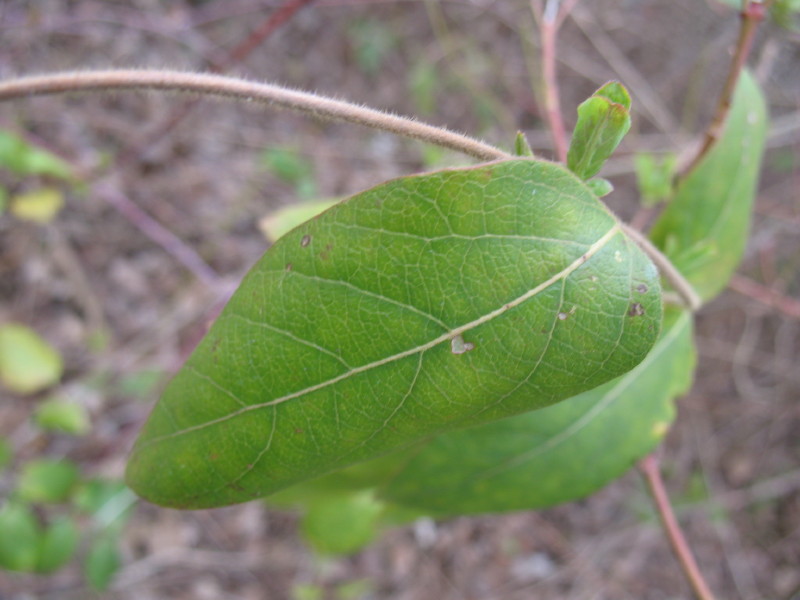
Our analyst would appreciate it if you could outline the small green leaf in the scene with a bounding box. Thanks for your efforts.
[594,81,632,110]
[567,82,632,180]
[378,309,695,514]
[0,503,40,571]
[0,130,73,179]
[117,369,166,398]
[634,153,677,207]
[259,199,339,243]
[36,517,79,574]
[73,479,136,532]
[409,60,439,116]
[84,536,121,591]
[301,490,384,555]
[771,0,800,30]
[292,583,324,600]
[335,579,374,600]
[650,71,768,301]
[35,399,90,435]
[0,437,12,471]
[0,323,64,394]
[514,132,534,157]
[348,19,397,76]
[127,159,662,509]
[260,147,317,200]
[18,459,79,503]
[586,177,614,197]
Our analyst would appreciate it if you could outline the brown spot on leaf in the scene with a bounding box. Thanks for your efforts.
[300,234,311,247]
[628,302,645,317]
[285,262,293,271]
[636,284,648,293]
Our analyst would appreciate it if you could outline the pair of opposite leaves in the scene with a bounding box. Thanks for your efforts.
[126,158,664,509]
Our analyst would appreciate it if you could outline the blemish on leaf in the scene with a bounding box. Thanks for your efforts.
[450,334,475,355]
[614,250,623,262]
[285,262,293,271]
[300,235,311,247]
[320,243,333,261]
[628,302,645,317]
[558,306,577,321]
[636,283,648,293]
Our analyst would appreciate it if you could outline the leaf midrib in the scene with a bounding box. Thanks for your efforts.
[134,223,622,450]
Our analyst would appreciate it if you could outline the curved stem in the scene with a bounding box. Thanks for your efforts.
[639,453,717,600]
[0,69,511,162]
[0,68,699,310]
[680,1,766,177]
[536,0,570,163]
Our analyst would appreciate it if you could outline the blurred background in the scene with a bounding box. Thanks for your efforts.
[0,0,798,598]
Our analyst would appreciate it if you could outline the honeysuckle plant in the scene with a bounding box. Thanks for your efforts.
[0,1,774,597]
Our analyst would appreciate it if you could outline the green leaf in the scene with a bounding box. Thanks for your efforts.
[634,153,677,207]
[567,82,632,180]
[36,517,79,574]
[348,19,397,77]
[301,490,384,555]
[259,199,339,243]
[0,323,64,395]
[409,60,439,116]
[260,147,317,200]
[378,309,695,515]
[126,159,662,509]
[649,71,768,301]
[0,503,40,571]
[117,369,166,398]
[18,459,79,503]
[514,132,534,157]
[84,536,121,591]
[586,177,614,198]
[0,437,12,472]
[0,130,73,179]
[35,399,90,435]
[292,584,324,600]
[10,188,64,223]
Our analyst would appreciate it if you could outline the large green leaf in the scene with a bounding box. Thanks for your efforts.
[126,159,662,509]
[649,71,767,301]
[377,309,695,515]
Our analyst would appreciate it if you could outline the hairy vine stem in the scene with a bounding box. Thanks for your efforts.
[0,69,510,162]
[0,68,700,310]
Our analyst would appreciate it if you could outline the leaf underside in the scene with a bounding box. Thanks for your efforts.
[650,71,768,302]
[377,308,695,515]
[126,159,662,509]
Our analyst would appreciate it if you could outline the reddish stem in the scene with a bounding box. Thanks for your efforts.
[539,13,569,163]
[116,0,317,168]
[218,0,318,70]
[681,1,765,176]
[639,454,717,600]
[100,185,220,288]
[729,274,800,320]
